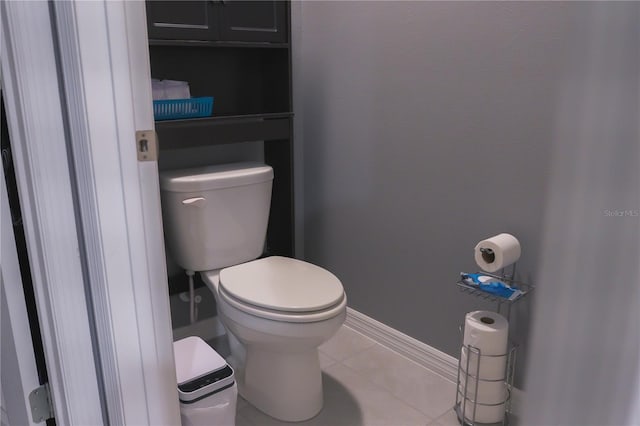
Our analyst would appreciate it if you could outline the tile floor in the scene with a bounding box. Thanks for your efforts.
[234,325,463,426]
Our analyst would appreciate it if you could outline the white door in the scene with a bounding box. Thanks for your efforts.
[1,164,40,426]
[1,0,180,424]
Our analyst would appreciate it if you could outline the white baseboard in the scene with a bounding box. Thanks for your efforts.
[344,307,524,413]
[344,307,459,382]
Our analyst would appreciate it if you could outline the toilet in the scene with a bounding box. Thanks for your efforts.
[160,162,347,422]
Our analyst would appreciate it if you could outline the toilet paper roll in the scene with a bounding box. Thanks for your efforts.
[458,395,506,424]
[459,311,509,423]
[458,377,507,404]
[460,346,508,381]
[463,311,509,357]
[474,233,521,273]
[458,376,507,424]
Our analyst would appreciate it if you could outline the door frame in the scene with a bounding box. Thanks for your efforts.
[1,163,40,426]
[1,1,104,423]
[1,1,180,424]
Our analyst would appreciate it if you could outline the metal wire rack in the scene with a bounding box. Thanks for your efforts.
[453,263,533,425]
[454,341,517,426]
[455,264,533,319]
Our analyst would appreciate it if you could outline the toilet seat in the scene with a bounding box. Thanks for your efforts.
[218,285,346,323]
[217,256,346,323]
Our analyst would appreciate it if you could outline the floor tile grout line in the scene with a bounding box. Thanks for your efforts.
[428,408,460,426]
[340,339,454,387]
[320,341,376,364]
[343,324,457,385]
[338,343,456,421]
[318,348,341,363]
[319,328,377,363]
[335,360,437,424]
[318,350,340,371]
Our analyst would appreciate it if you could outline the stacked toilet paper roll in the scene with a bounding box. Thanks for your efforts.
[459,311,509,424]
[474,233,521,273]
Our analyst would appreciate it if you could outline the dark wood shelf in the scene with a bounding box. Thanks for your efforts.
[156,112,293,149]
[148,0,294,256]
[149,39,289,49]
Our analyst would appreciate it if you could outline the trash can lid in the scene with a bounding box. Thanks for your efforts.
[174,336,227,384]
[173,336,235,403]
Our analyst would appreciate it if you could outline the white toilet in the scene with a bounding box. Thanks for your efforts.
[160,162,347,422]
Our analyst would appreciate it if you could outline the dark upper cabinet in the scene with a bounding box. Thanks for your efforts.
[148,0,294,257]
[218,1,287,43]
[146,1,288,44]
[146,1,219,41]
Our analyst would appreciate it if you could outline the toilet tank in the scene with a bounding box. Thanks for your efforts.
[159,162,274,272]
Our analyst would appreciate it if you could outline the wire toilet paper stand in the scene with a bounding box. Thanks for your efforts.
[455,263,531,319]
[454,339,517,426]
[453,263,533,425]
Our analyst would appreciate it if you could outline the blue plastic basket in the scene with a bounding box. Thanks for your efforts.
[153,97,214,121]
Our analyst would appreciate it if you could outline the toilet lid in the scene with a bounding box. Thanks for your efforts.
[219,256,344,313]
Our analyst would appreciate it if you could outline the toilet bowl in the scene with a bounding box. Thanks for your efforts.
[159,163,347,422]
[201,257,346,422]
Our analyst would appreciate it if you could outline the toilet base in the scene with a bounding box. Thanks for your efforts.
[240,347,323,422]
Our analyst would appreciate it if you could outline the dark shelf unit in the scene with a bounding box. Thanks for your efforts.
[146,1,287,43]
[156,113,292,148]
[150,40,289,49]
[148,0,294,258]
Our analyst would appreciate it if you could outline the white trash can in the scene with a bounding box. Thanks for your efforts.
[174,336,237,426]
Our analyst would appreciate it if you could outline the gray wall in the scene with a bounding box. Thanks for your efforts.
[295,1,581,381]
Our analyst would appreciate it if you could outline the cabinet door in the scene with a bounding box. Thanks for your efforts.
[218,1,287,43]
[146,1,219,41]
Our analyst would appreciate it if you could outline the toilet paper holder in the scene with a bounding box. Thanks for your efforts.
[453,251,532,425]
[455,263,533,320]
[454,337,518,426]
[453,272,528,425]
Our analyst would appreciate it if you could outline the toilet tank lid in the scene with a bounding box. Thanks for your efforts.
[160,162,273,193]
